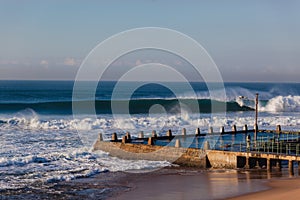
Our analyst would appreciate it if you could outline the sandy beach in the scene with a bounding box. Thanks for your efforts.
[114,168,300,200]
[228,177,300,200]
[112,168,270,200]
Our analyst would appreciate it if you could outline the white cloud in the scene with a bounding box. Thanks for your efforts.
[135,59,142,66]
[40,60,49,65]
[63,57,77,66]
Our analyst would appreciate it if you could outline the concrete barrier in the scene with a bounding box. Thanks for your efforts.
[195,128,200,136]
[152,130,157,138]
[167,129,172,137]
[112,133,117,141]
[182,128,186,136]
[175,139,181,148]
[138,131,144,139]
[220,126,225,134]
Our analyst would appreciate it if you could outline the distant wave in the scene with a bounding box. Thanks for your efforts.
[0,98,253,114]
[1,96,299,115]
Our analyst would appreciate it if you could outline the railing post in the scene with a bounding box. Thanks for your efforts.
[254,93,259,142]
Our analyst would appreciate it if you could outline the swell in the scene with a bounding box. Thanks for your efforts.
[0,99,253,114]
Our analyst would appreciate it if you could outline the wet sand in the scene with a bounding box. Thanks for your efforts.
[112,168,269,200]
[3,167,298,200]
[228,178,300,200]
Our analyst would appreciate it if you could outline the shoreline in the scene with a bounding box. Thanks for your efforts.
[2,166,300,199]
[111,167,270,200]
[227,177,300,200]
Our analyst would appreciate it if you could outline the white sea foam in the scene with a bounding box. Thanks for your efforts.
[0,147,171,190]
[260,95,300,112]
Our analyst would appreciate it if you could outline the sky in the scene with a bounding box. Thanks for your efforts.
[0,0,299,82]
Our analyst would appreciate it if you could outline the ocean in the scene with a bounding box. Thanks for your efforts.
[0,81,300,196]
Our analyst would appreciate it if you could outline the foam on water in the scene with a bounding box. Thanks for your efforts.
[0,146,171,190]
[260,95,300,112]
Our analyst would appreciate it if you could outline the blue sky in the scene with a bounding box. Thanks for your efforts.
[0,0,299,81]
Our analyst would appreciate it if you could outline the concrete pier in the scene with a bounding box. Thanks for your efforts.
[93,125,300,173]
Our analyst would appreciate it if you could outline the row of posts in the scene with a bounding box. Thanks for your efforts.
[103,124,261,149]
[101,124,284,146]
[109,124,255,140]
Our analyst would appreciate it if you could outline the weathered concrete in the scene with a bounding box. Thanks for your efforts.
[94,126,300,171]
[93,138,300,171]
[206,150,237,169]
[93,140,207,168]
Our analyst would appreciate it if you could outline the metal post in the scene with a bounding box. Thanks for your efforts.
[254,93,259,142]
